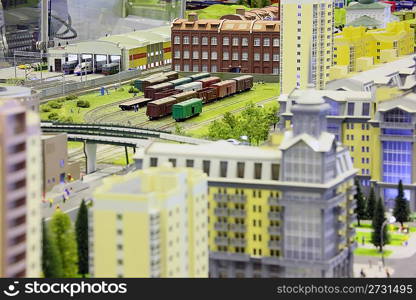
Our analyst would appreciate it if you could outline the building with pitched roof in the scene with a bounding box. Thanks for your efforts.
[171,14,280,74]
[47,26,171,72]
[332,22,414,74]
[134,87,357,278]
[346,0,398,28]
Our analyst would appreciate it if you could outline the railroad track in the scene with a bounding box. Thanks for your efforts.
[84,97,142,123]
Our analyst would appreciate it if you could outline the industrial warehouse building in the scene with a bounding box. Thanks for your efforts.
[171,13,280,74]
[47,26,171,73]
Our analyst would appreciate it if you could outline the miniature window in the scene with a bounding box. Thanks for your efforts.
[203,160,210,175]
[211,37,217,45]
[183,36,189,44]
[220,161,228,177]
[150,157,158,167]
[223,37,229,45]
[237,162,245,178]
[254,163,262,179]
[242,38,248,46]
[202,37,208,45]
[174,36,180,44]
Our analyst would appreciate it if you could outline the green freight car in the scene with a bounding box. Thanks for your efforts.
[172,98,202,121]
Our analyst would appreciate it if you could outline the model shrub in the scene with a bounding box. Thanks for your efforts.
[48,112,59,121]
[49,101,62,109]
[66,94,78,101]
[77,100,90,108]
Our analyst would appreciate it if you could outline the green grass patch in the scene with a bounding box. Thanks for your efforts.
[187,4,250,20]
[354,248,392,257]
[67,142,83,150]
[335,8,346,27]
[185,83,279,138]
[355,230,409,246]
[40,85,140,123]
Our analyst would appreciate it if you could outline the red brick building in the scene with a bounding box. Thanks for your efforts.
[171,14,280,74]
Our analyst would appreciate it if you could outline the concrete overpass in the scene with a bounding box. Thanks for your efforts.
[41,122,209,173]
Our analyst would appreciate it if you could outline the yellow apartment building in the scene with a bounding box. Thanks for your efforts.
[280,0,334,94]
[91,164,208,278]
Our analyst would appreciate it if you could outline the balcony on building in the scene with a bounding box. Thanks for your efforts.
[229,209,246,218]
[268,240,281,250]
[268,225,281,235]
[214,207,229,217]
[380,121,414,130]
[268,196,280,206]
[347,213,357,223]
[338,234,347,246]
[268,211,281,220]
[215,236,229,246]
[229,224,246,233]
[230,238,246,247]
[214,194,228,203]
[348,226,356,237]
[230,194,247,204]
[214,222,228,231]
[336,220,346,231]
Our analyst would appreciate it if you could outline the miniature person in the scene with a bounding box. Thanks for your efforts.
[360,269,366,278]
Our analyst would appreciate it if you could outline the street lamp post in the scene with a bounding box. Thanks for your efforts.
[380,216,396,267]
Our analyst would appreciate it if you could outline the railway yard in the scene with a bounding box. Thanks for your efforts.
[40,71,279,168]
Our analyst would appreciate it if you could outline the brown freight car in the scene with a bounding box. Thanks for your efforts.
[144,82,174,99]
[163,71,179,81]
[153,89,181,100]
[232,75,254,92]
[211,80,237,98]
[119,98,152,111]
[197,87,218,104]
[196,76,221,88]
[171,90,198,102]
[147,97,181,119]
[141,76,169,91]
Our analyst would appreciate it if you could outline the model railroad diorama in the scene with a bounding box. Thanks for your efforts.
[118,71,254,121]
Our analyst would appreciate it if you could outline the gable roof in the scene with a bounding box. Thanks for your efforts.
[279,131,336,153]
[347,2,389,10]
[347,15,381,27]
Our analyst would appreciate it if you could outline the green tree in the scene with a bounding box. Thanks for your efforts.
[75,199,89,278]
[366,187,376,220]
[371,197,389,252]
[252,0,261,8]
[393,180,411,227]
[50,210,79,277]
[261,0,272,7]
[354,178,367,226]
[174,124,185,135]
[42,219,63,278]
[266,105,279,130]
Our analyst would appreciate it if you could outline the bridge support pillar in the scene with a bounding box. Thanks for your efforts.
[84,142,97,174]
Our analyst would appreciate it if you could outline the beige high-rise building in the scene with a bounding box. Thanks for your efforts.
[0,92,41,278]
[280,0,334,94]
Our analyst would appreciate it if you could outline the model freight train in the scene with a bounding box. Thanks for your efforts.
[146,75,254,120]
[118,73,254,119]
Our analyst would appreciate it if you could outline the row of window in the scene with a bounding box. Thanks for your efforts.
[174,64,279,74]
[173,36,279,47]
[350,146,370,153]
[173,50,279,62]
[346,123,370,130]
[345,134,370,141]
[347,102,370,116]
[150,158,279,180]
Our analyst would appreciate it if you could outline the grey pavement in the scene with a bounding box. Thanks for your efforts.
[43,165,124,222]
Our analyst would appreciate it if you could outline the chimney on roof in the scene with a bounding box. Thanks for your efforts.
[236,8,246,16]
[188,12,198,22]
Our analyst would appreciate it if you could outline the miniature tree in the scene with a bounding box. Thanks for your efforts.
[42,219,63,278]
[366,186,376,220]
[75,199,89,278]
[354,178,366,226]
[50,210,79,277]
[371,197,389,252]
[393,180,410,228]
[262,0,272,7]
